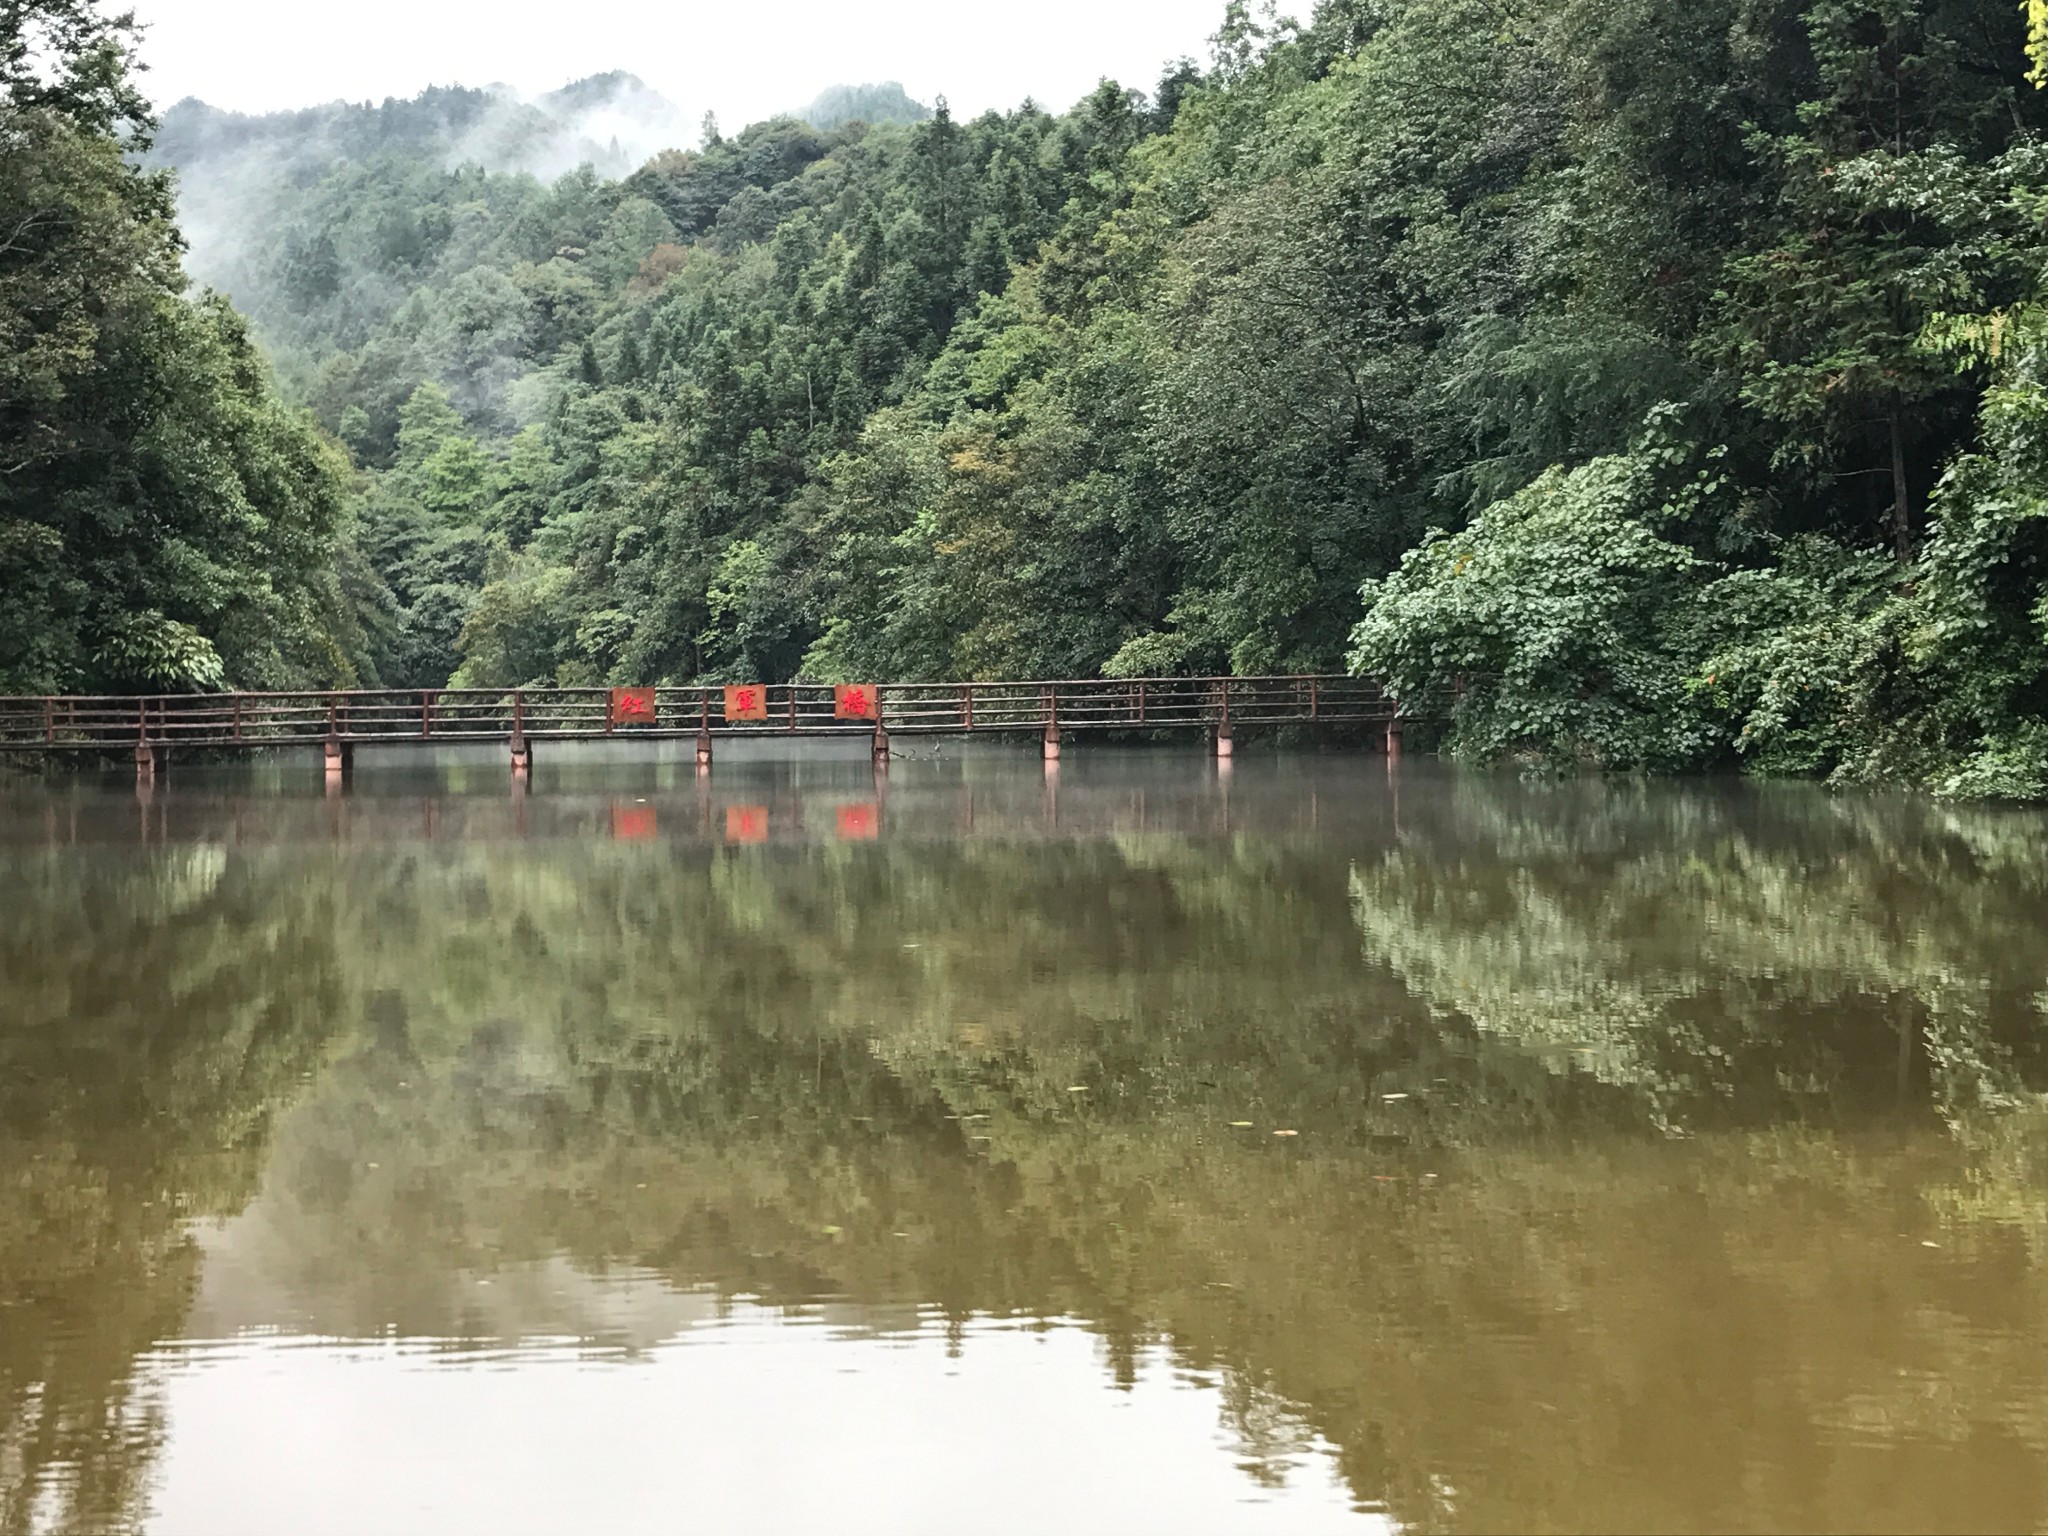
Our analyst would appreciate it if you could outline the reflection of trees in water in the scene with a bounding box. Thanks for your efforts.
[8,792,2048,1530]
[0,848,344,1534]
[1351,776,2048,1132]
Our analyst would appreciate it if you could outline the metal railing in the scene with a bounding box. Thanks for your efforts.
[0,676,1411,753]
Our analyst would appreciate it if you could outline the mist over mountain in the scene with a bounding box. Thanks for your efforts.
[156,74,687,293]
[535,72,701,170]
[155,74,936,306]
[157,75,679,190]
[797,81,930,130]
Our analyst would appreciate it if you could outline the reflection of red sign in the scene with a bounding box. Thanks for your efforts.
[726,805,768,844]
[724,685,769,722]
[610,687,657,726]
[837,803,879,841]
[612,804,657,841]
[835,684,879,721]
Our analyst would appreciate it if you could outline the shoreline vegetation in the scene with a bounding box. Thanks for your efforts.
[4,1,2048,798]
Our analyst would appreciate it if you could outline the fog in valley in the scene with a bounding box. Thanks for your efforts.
[155,74,929,309]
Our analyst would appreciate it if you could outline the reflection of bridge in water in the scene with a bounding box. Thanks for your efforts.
[0,676,1424,780]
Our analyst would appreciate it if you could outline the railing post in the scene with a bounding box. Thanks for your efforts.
[1043,684,1061,762]
[788,685,798,732]
[134,701,154,782]
[233,695,243,743]
[510,689,530,776]
[43,698,54,745]
[962,684,974,732]
[1309,677,1318,721]
[1137,680,1147,725]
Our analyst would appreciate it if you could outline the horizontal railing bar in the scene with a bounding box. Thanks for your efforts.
[0,675,1440,756]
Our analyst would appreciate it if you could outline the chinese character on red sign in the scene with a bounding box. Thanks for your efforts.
[726,805,768,844]
[611,804,657,841]
[610,687,657,726]
[724,685,769,722]
[835,684,878,721]
[837,803,879,841]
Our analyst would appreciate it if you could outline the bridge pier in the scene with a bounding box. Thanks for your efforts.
[134,740,163,783]
[873,720,891,769]
[696,729,713,770]
[1042,722,1061,762]
[1215,718,1234,760]
[324,737,354,779]
[510,690,531,779]
[1384,718,1404,760]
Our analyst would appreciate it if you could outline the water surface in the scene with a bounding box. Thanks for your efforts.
[4,749,2048,1533]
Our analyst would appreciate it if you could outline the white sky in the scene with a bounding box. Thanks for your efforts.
[127,0,1225,125]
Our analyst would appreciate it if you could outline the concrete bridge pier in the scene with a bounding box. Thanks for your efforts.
[324,736,354,779]
[1384,718,1404,761]
[1042,722,1061,762]
[134,739,163,783]
[696,729,713,770]
[1215,717,1234,759]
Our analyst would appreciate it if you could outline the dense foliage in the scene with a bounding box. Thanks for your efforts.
[0,0,360,693]
[10,0,2048,792]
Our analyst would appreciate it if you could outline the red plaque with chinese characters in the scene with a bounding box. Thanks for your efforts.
[609,687,656,726]
[835,684,879,721]
[724,685,769,722]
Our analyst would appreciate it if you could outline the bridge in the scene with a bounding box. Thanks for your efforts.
[0,675,1415,779]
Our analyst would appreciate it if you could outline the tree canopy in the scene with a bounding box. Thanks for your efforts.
[0,0,361,692]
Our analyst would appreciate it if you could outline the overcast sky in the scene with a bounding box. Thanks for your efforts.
[126,0,1225,125]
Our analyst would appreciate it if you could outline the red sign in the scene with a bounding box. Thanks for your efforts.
[610,687,657,726]
[836,803,879,841]
[835,684,879,721]
[726,805,768,844]
[611,804,657,841]
[724,685,769,722]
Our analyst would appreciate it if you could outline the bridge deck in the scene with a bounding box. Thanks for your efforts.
[0,676,1404,754]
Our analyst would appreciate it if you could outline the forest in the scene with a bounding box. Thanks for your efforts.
[5,0,2048,796]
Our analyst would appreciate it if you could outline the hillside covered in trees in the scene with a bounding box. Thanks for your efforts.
[6,0,2048,796]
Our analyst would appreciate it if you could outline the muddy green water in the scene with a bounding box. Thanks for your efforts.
[4,749,2048,1534]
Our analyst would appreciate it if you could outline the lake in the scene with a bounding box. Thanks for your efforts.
[4,746,2047,1533]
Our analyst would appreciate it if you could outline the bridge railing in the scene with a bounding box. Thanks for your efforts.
[0,675,1411,752]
